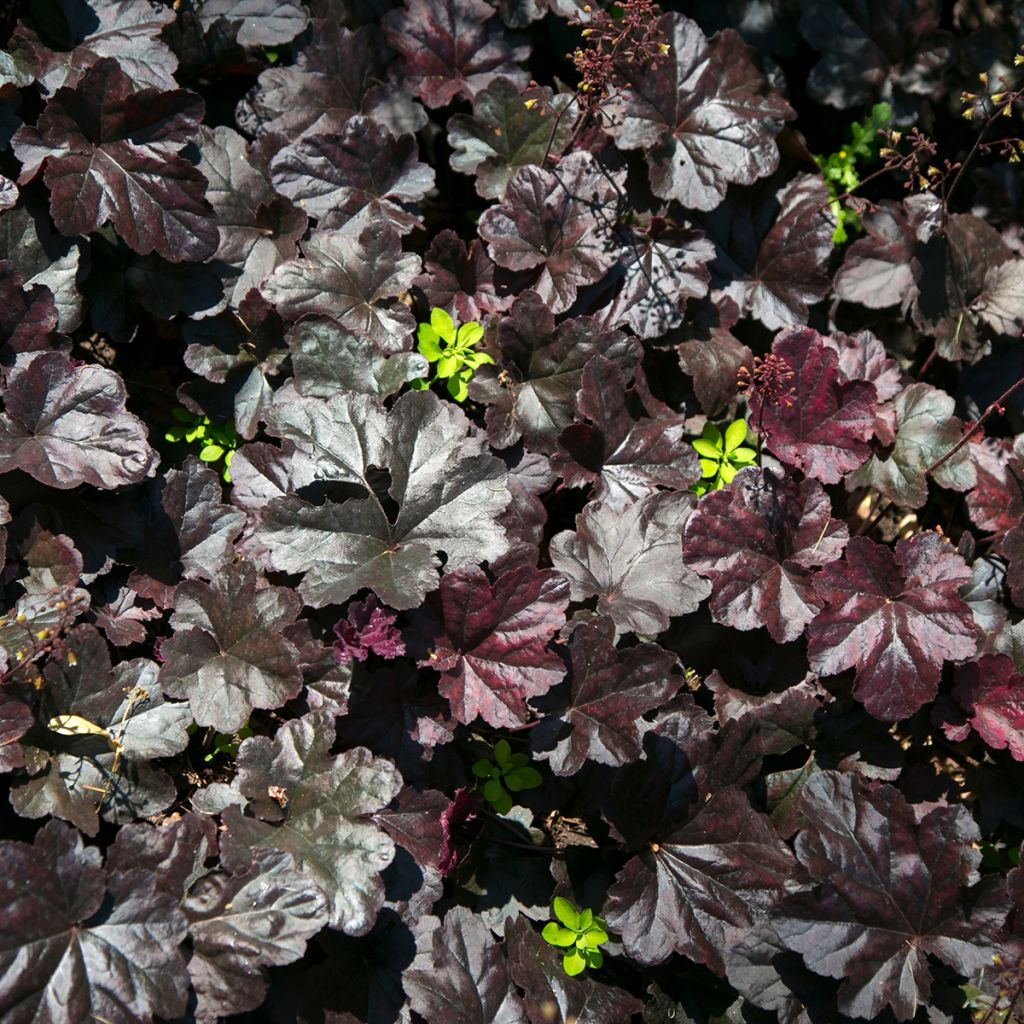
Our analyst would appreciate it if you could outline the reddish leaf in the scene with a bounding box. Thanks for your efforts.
[955,654,1024,761]
[966,436,1024,544]
[834,200,917,313]
[478,152,625,313]
[773,772,1006,1021]
[531,617,682,775]
[807,534,977,721]
[424,564,569,728]
[607,13,793,211]
[383,0,530,108]
[683,468,849,642]
[747,327,876,484]
[12,59,217,262]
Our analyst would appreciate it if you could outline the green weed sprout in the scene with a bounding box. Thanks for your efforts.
[541,898,609,976]
[691,418,757,496]
[412,308,494,402]
[471,738,542,815]
[815,101,892,243]
[165,408,239,483]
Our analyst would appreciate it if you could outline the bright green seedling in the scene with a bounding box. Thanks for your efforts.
[691,418,757,496]
[471,738,542,815]
[165,408,239,483]
[412,308,494,402]
[815,101,891,243]
[541,898,609,977]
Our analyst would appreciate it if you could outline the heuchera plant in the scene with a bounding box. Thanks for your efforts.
[2,0,1024,1021]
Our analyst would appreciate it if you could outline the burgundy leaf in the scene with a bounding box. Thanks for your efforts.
[472,290,641,453]
[423,564,569,728]
[334,593,406,664]
[189,0,309,47]
[677,325,753,417]
[531,616,682,775]
[549,493,710,636]
[966,436,1024,544]
[195,126,308,309]
[259,218,419,352]
[703,174,834,329]
[11,0,179,93]
[478,152,625,313]
[383,0,530,108]
[604,788,797,971]
[552,355,699,508]
[807,534,977,720]
[0,820,189,1023]
[834,200,917,312]
[606,13,793,210]
[239,21,426,140]
[12,59,217,262]
[683,467,849,642]
[403,908,527,1023]
[159,561,304,733]
[773,771,1006,1021]
[595,224,714,339]
[0,351,158,490]
[747,326,876,484]
[954,654,1024,761]
[448,77,575,199]
[846,382,976,509]
[270,116,434,233]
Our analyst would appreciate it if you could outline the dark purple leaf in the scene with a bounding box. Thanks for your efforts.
[478,152,625,314]
[382,0,530,108]
[334,593,406,664]
[702,174,834,329]
[594,224,713,339]
[238,21,426,140]
[604,788,796,971]
[846,382,976,509]
[12,59,217,262]
[288,316,427,401]
[270,116,434,233]
[606,12,792,210]
[553,355,700,508]
[549,493,711,635]
[258,389,511,609]
[448,77,575,200]
[505,915,643,1024]
[11,625,190,835]
[683,467,849,642]
[159,560,304,733]
[677,324,753,417]
[196,126,308,309]
[259,217,419,352]
[414,229,519,322]
[403,908,527,1023]
[773,771,1007,1020]
[222,711,403,932]
[472,290,641,453]
[747,326,876,484]
[967,436,1024,544]
[424,564,568,728]
[91,580,160,647]
[0,261,62,366]
[185,848,329,1024]
[799,0,951,108]
[124,459,245,606]
[190,0,309,46]
[953,654,1024,761]
[373,787,450,872]
[532,616,682,775]
[807,534,977,720]
[1005,522,1024,610]
[834,199,917,312]
[0,820,189,1023]
[0,351,158,489]
[12,0,179,93]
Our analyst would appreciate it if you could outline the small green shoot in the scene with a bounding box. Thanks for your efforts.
[541,898,609,976]
[690,418,757,496]
[815,101,891,243]
[165,408,239,483]
[412,308,494,402]
[471,738,542,815]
